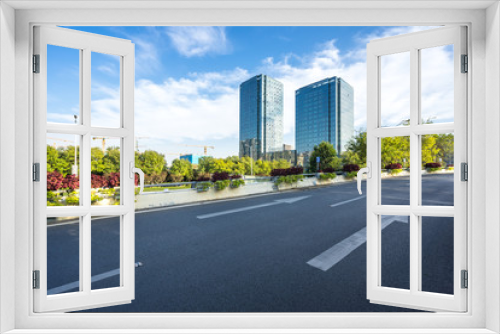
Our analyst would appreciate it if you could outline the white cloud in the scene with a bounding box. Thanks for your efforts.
[166,27,230,57]
[134,68,249,142]
[88,26,454,156]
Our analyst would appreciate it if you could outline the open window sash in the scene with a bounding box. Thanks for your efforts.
[33,26,136,312]
[365,26,467,312]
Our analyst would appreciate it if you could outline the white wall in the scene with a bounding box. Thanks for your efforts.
[485,2,500,333]
[0,2,16,333]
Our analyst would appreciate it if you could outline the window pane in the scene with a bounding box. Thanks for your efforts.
[47,216,80,295]
[421,45,454,124]
[47,133,81,207]
[91,52,121,128]
[47,45,81,124]
[381,136,410,205]
[380,52,410,127]
[381,215,410,290]
[421,133,454,206]
[91,137,121,206]
[421,216,454,295]
[91,215,121,290]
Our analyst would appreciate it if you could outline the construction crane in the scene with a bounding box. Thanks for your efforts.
[135,136,149,152]
[47,137,74,148]
[178,144,215,155]
[92,136,108,153]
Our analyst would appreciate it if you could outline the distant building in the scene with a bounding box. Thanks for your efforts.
[180,154,203,165]
[264,149,297,166]
[239,74,284,160]
[295,76,354,155]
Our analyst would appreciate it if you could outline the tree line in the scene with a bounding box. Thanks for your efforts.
[46,131,453,185]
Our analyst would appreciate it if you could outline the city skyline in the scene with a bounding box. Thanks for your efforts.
[47,26,450,163]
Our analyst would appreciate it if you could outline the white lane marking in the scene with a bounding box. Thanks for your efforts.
[47,262,142,295]
[330,196,365,207]
[196,196,311,219]
[307,215,408,272]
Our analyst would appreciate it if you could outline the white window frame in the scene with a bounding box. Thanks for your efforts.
[1,1,499,333]
[366,26,468,312]
[33,25,136,313]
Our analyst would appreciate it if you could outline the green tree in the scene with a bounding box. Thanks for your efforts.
[170,158,194,181]
[421,135,440,166]
[309,141,341,172]
[47,145,71,175]
[135,150,166,175]
[198,156,215,174]
[272,159,291,169]
[254,159,272,176]
[343,131,367,167]
[381,136,410,168]
[435,133,454,166]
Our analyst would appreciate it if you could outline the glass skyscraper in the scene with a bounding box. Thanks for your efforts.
[239,74,284,159]
[295,76,354,155]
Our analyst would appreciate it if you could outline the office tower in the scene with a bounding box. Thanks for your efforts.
[239,74,284,160]
[295,76,354,155]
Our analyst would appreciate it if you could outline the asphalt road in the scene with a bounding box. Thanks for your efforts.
[47,174,455,313]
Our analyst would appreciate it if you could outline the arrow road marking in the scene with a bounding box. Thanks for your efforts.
[48,262,143,295]
[196,196,311,219]
[307,215,408,272]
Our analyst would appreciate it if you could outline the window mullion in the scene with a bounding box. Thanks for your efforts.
[409,47,420,294]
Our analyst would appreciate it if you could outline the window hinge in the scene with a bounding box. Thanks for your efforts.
[461,162,468,181]
[461,54,468,73]
[33,163,40,182]
[461,270,468,289]
[33,54,40,73]
[33,270,40,289]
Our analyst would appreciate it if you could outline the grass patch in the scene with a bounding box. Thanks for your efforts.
[143,184,191,192]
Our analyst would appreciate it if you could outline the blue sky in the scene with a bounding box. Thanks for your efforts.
[48,26,451,163]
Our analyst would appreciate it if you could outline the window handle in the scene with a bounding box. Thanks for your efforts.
[130,162,145,194]
[357,162,371,195]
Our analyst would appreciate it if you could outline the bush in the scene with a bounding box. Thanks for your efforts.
[318,173,337,181]
[65,194,79,206]
[168,174,184,183]
[197,181,212,192]
[62,174,79,191]
[47,190,62,206]
[91,174,108,188]
[230,179,245,188]
[47,171,64,191]
[197,173,211,182]
[425,162,442,173]
[91,192,103,203]
[212,172,230,182]
[425,162,442,168]
[390,169,403,175]
[106,172,120,188]
[230,174,242,180]
[215,180,230,191]
[385,163,403,170]
[270,166,304,177]
[345,171,358,179]
[275,174,304,186]
[321,167,336,173]
[343,164,360,172]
